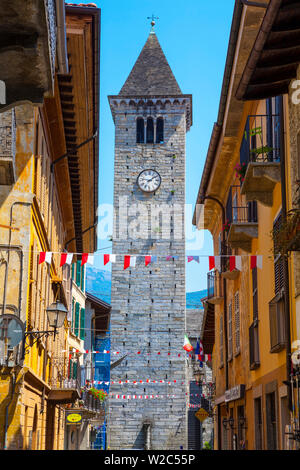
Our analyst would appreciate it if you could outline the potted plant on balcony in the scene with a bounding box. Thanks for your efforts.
[88,388,108,402]
[235,162,247,184]
[222,220,231,234]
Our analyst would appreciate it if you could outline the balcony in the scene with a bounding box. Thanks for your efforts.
[240,114,281,207]
[78,391,106,422]
[226,185,258,253]
[0,109,16,185]
[48,356,81,404]
[0,0,57,112]
[207,271,223,305]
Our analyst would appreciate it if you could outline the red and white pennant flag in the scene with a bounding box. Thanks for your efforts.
[229,255,242,272]
[209,256,221,271]
[60,253,73,267]
[104,254,116,265]
[250,255,263,270]
[39,252,52,265]
[81,253,94,266]
[124,256,136,270]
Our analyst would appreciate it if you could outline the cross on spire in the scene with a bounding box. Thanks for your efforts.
[147,14,159,33]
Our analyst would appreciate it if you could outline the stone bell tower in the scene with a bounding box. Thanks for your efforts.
[107,24,192,450]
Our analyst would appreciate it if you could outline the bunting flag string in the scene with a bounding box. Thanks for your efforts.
[38,252,263,271]
[87,379,213,386]
[110,394,193,400]
[68,348,211,361]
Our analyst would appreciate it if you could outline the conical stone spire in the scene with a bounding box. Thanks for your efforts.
[119,33,182,96]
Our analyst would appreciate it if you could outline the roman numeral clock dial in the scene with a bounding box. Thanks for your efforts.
[137,169,161,193]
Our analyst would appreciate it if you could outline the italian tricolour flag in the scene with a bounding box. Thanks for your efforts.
[183,335,193,352]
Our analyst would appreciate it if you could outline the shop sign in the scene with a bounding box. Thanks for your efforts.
[66,412,83,425]
[225,384,245,403]
[195,408,209,423]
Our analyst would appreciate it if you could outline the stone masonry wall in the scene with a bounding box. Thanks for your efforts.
[108,100,188,450]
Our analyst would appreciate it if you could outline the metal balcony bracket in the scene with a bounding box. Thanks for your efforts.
[23,330,55,354]
[241,162,281,207]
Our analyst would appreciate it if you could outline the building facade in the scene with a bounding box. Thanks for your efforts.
[0,3,100,450]
[108,27,192,449]
[193,0,300,450]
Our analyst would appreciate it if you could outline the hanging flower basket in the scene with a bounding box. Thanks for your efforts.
[88,388,108,402]
[234,162,247,184]
[272,209,300,256]
[222,220,231,233]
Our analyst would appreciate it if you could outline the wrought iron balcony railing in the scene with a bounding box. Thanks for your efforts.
[48,356,81,403]
[240,114,281,166]
[207,271,223,304]
[226,185,258,225]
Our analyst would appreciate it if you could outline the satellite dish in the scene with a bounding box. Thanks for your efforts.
[0,314,24,348]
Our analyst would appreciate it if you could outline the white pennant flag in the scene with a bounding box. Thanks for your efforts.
[45,252,52,264]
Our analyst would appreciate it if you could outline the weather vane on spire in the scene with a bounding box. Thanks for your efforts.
[147,14,159,33]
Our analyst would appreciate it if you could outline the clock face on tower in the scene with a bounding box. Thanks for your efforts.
[137,169,161,193]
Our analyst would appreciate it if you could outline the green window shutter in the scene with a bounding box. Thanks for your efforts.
[76,261,81,287]
[81,265,85,291]
[71,298,75,331]
[80,308,85,340]
[71,262,75,280]
[75,302,80,337]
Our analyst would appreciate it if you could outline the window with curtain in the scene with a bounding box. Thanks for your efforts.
[136,118,144,143]
[156,117,164,143]
[146,117,154,144]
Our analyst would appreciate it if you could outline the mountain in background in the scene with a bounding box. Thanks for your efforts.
[86,267,207,309]
[86,266,112,304]
[186,289,207,309]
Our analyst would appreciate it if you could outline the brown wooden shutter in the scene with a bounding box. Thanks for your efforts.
[228,302,233,360]
[235,291,240,354]
[220,314,224,367]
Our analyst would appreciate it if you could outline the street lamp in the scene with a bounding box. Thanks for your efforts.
[46,301,68,335]
[23,299,68,354]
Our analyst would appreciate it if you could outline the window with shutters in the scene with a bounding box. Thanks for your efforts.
[76,261,81,287]
[273,212,285,295]
[74,302,80,337]
[250,267,260,369]
[234,291,240,355]
[80,308,85,340]
[220,314,224,368]
[249,321,260,370]
[71,298,75,332]
[228,302,233,361]
[269,292,286,353]
[252,267,258,321]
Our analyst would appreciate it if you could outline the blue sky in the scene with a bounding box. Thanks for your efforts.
[71,0,235,292]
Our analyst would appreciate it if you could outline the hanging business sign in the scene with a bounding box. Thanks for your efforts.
[195,408,209,423]
[225,385,245,403]
[66,412,83,425]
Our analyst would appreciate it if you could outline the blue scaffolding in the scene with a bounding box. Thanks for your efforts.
[92,332,110,450]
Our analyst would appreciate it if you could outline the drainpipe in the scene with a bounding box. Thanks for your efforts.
[279,97,292,411]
